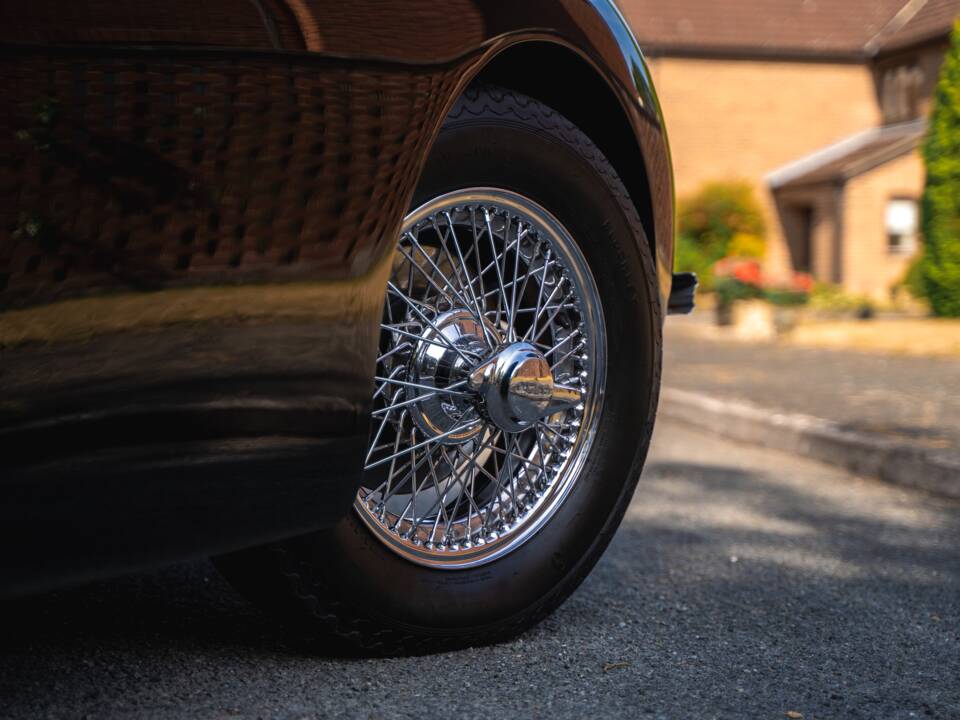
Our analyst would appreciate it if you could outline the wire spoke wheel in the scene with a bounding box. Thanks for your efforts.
[214,88,659,654]
[355,188,606,568]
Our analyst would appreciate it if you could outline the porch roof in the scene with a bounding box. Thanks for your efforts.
[766,119,927,190]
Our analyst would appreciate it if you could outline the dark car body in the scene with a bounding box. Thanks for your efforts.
[0,0,682,594]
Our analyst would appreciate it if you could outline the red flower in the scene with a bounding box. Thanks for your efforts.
[792,272,814,293]
[732,260,763,286]
[714,257,764,286]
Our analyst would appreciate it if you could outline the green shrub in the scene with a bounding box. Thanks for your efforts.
[676,181,766,289]
[675,233,716,288]
[808,283,875,315]
[902,250,927,299]
[920,21,960,317]
[713,275,763,306]
[764,288,809,307]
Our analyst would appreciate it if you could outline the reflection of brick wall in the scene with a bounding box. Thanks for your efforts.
[0,51,462,308]
[0,0,485,56]
[291,1,484,57]
[0,0,273,47]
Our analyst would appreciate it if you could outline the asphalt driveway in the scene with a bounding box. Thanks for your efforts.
[1,420,957,719]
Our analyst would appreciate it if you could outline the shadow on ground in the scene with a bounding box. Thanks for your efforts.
[0,425,957,719]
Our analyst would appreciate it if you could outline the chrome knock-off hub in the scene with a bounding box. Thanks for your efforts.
[469,342,581,432]
[410,311,582,440]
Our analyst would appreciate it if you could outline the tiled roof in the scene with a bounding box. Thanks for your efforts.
[873,0,960,53]
[620,0,959,58]
[767,119,927,189]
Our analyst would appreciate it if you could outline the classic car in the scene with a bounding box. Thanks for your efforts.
[0,0,695,654]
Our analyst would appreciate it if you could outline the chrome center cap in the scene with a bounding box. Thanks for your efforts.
[469,342,580,433]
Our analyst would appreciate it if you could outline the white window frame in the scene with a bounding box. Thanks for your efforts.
[886,198,919,256]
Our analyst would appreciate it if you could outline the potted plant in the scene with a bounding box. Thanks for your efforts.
[764,272,813,334]
[712,258,764,325]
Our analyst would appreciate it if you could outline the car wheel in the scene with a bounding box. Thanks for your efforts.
[214,86,662,655]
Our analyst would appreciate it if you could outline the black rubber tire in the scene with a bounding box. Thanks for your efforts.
[214,86,663,656]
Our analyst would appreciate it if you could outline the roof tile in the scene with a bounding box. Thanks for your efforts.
[619,0,958,57]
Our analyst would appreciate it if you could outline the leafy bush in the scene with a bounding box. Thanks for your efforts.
[902,250,927,300]
[808,283,875,316]
[763,289,807,307]
[676,181,766,289]
[920,21,960,316]
[713,276,763,306]
[675,233,717,289]
[726,232,766,259]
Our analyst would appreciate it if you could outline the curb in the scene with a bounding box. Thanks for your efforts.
[660,388,960,501]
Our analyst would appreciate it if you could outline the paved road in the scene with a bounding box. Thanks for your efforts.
[664,319,960,454]
[1,420,958,719]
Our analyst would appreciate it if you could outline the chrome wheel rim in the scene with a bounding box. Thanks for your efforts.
[355,188,606,569]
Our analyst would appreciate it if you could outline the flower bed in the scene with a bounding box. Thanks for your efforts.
[712,258,813,336]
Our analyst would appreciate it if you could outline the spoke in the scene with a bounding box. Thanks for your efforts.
[536,420,566,440]
[457,439,508,533]
[399,237,472,312]
[510,303,578,315]
[478,249,558,303]
[529,289,575,345]
[527,248,553,341]
[430,217,473,305]
[440,446,491,539]
[377,409,409,503]
[440,212,497,348]
[507,220,523,341]
[441,447,471,543]
[489,442,548,474]
[429,431,503,539]
[543,328,583,359]
[375,441,437,507]
[386,281,475,365]
[509,239,543,337]
[483,208,511,330]
[372,364,404,402]
[390,431,420,532]
[381,324,463,355]
[370,389,440,416]
[385,285,440,314]
[376,341,412,364]
[364,387,403,464]
[534,426,550,477]
[549,339,586,371]
[374,376,471,397]
[405,230,466,302]
[424,448,453,544]
[468,208,488,323]
[364,419,479,471]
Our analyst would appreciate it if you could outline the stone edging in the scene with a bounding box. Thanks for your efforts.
[660,388,960,500]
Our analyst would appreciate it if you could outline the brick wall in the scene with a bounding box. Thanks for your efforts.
[843,150,925,299]
[648,56,882,282]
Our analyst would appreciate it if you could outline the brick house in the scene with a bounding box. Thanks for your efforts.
[622,0,960,300]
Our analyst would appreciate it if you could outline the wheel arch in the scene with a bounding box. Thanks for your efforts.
[466,40,658,274]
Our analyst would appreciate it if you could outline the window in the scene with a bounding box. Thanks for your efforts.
[881,64,924,123]
[886,198,919,255]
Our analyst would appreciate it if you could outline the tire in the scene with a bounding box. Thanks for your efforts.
[214,86,662,656]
